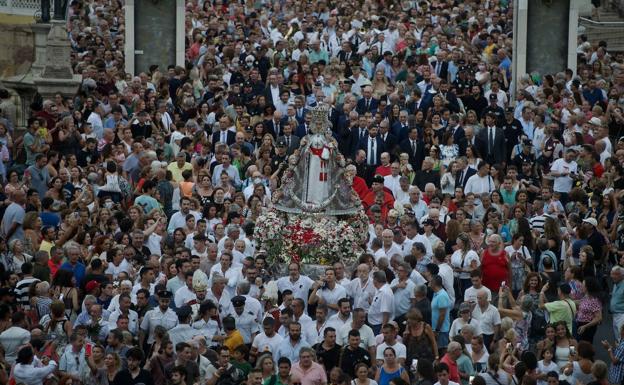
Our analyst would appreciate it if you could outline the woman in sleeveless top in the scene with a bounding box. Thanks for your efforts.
[51,269,80,321]
[404,309,438,364]
[40,300,72,357]
[553,321,577,370]
[375,347,410,385]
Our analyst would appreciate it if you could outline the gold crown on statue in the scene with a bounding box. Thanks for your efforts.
[309,103,331,134]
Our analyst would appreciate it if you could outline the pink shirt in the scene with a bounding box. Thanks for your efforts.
[291,362,328,385]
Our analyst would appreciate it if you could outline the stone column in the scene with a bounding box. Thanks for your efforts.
[124,0,135,76]
[176,0,185,68]
[31,23,51,76]
[33,20,81,98]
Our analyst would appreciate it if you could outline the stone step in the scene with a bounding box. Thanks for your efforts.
[579,17,624,51]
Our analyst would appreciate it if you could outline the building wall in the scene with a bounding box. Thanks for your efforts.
[0,24,35,78]
[526,0,571,75]
[133,1,177,74]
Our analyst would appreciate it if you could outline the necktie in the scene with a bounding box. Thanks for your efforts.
[286,136,290,147]
[489,128,494,154]
[369,138,375,165]
[221,131,226,143]
[459,170,464,186]
[380,42,383,54]
[411,140,416,156]
[366,99,370,110]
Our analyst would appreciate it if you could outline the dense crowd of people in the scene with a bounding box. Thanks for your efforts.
[0,0,624,385]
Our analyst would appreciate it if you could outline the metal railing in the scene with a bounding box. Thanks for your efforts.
[0,0,41,16]
[579,16,624,26]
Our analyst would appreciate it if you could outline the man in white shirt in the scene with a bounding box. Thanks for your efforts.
[0,311,30,365]
[383,162,402,197]
[390,262,416,327]
[87,102,105,139]
[379,229,402,262]
[251,317,283,360]
[403,221,433,258]
[368,271,394,335]
[309,268,348,318]
[337,308,376,358]
[375,322,407,365]
[471,289,501,350]
[326,298,353,331]
[464,269,492,304]
[434,248,456,304]
[405,186,429,219]
[464,161,495,204]
[348,264,376,311]
[277,263,315,311]
[549,148,579,204]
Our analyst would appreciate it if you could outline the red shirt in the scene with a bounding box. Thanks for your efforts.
[375,164,391,176]
[352,176,369,201]
[48,259,62,278]
[440,354,460,383]
[481,249,510,291]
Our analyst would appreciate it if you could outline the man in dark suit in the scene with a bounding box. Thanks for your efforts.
[447,114,465,143]
[358,125,385,166]
[454,157,477,190]
[399,127,425,172]
[412,157,440,190]
[432,57,449,82]
[458,126,479,157]
[439,80,460,113]
[337,41,360,77]
[477,113,506,165]
[264,111,283,138]
[356,86,379,115]
[354,149,374,186]
[295,113,312,138]
[391,110,411,142]
[212,125,236,152]
[263,73,283,107]
[338,110,360,157]
[277,121,300,156]
[379,119,398,155]
[293,96,308,125]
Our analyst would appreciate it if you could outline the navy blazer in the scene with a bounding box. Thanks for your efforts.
[358,135,386,165]
[356,97,379,115]
[399,138,425,171]
[211,130,236,151]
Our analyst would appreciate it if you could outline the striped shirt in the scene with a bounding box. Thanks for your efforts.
[14,277,39,310]
[530,214,546,235]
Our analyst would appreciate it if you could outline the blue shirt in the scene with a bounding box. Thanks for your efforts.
[276,338,310,364]
[40,211,60,228]
[431,289,451,332]
[60,261,86,286]
[611,281,624,314]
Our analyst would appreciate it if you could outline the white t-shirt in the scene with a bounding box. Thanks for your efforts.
[464,174,495,196]
[315,284,348,317]
[450,250,480,280]
[471,304,501,335]
[464,286,492,304]
[550,158,578,193]
[368,284,394,325]
[438,263,456,304]
[375,341,407,361]
[449,317,482,338]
